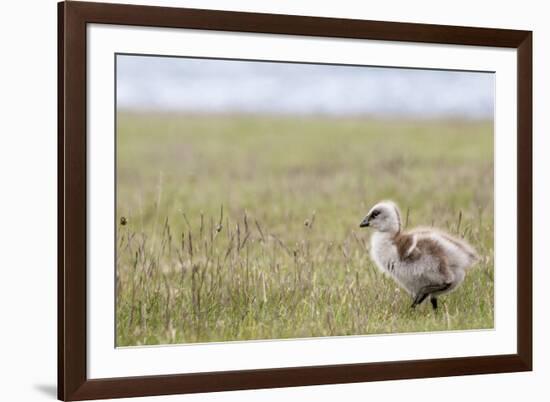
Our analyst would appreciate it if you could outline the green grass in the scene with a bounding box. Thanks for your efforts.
[116,112,494,346]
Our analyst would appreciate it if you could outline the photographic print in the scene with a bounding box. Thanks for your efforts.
[59,4,532,398]
[115,55,494,347]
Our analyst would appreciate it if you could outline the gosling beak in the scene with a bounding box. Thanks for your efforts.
[359,216,370,228]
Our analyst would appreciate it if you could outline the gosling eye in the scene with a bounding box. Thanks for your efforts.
[370,210,381,219]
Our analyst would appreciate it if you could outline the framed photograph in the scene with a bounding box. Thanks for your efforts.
[58,1,532,400]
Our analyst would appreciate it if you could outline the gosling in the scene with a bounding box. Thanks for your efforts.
[359,201,478,310]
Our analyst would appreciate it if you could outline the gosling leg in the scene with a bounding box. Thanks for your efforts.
[411,292,429,308]
[430,296,438,310]
[411,283,451,309]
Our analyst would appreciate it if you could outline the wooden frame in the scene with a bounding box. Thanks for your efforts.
[58,1,532,400]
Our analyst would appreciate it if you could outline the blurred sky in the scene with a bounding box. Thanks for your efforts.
[116,54,494,119]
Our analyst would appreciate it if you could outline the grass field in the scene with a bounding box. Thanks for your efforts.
[115,112,494,347]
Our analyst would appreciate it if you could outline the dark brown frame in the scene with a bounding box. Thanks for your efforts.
[58,1,532,400]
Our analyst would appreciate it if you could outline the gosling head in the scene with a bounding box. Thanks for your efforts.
[359,201,401,234]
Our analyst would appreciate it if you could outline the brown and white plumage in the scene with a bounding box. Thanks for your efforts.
[359,201,478,309]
